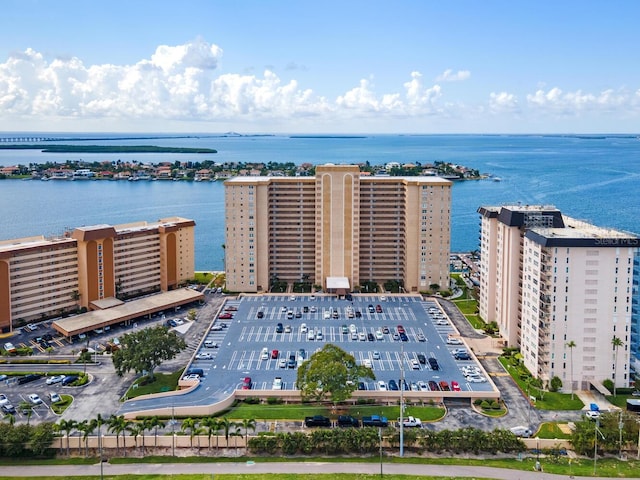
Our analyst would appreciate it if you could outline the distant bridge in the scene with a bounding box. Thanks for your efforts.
[0,136,61,142]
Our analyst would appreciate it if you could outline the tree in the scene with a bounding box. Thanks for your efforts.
[181,417,198,448]
[241,418,256,450]
[56,419,77,456]
[112,325,186,381]
[549,375,562,392]
[147,416,165,450]
[201,417,220,452]
[611,335,624,397]
[296,344,375,403]
[566,340,577,399]
[107,415,130,457]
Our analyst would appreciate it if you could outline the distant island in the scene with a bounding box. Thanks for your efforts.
[0,157,487,182]
[0,144,217,154]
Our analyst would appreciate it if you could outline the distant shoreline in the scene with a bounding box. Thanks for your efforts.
[0,145,217,154]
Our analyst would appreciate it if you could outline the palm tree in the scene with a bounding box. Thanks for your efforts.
[241,418,256,451]
[94,413,105,457]
[231,425,243,453]
[201,417,221,452]
[219,417,236,448]
[57,419,77,456]
[566,340,577,399]
[147,416,166,451]
[75,420,89,456]
[82,420,97,457]
[107,414,131,457]
[128,422,143,452]
[181,417,198,448]
[612,335,624,397]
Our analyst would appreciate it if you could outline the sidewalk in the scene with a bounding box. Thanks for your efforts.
[574,390,620,412]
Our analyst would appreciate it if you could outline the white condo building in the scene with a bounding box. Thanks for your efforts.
[478,205,640,391]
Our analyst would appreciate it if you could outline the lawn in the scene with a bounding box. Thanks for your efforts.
[211,402,445,423]
[452,298,477,315]
[605,392,637,408]
[123,369,184,400]
[499,357,584,410]
[50,394,73,414]
[536,422,572,439]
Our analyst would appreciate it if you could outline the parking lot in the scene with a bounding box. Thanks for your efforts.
[183,294,496,398]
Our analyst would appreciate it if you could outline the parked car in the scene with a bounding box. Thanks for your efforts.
[46,375,65,385]
[242,377,252,390]
[510,426,533,438]
[305,415,331,427]
[61,375,78,386]
[1,404,17,415]
[204,340,218,348]
[417,354,426,364]
[0,393,8,405]
[195,352,213,360]
[271,349,279,359]
[48,392,61,403]
[337,415,360,427]
[388,379,399,390]
[428,357,439,370]
[28,394,43,405]
[275,323,284,333]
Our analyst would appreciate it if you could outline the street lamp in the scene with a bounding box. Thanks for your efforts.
[378,427,383,477]
[594,419,605,476]
[399,343,404,457]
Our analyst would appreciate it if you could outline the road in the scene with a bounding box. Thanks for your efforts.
[0,461,622,479]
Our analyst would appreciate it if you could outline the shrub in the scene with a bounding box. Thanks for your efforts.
[266,396,283,405]
[480,400,490,409]
[244,396,260,404]
[603,378,614,392]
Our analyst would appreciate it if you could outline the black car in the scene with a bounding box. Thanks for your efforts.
[368,304,375,313]
[305,415,331,427]
[417,354,426,364]
[303,305,309,313]
[61,375,79,386]
[399,379,409,391]
[428,380,440,391]
[298,348,306,359]
[367,333,375,341]
[257,311,264,319]
[399,333,409,342]
[454,352,471,360]
[357,381,366,391]
[288,355,297,368]
[382,326,390,334]
[275,323,284,333]
[428,357,439,371]
[337,415,360,427]
[388,379,399,390]
[355,310,362,318]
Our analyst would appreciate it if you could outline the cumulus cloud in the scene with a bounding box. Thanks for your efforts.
[435,69,471,82]
[489,91,519,112]
[1,39,638,131]
[526,87,639,114]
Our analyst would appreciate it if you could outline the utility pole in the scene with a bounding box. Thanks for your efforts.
[399,342,404,457]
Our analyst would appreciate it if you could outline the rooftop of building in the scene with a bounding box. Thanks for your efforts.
[526,215,639,247]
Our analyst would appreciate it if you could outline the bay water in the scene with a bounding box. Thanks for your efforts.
[1,133,639,270]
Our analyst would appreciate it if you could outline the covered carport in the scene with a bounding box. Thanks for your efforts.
[325,276,350,297]
[52,288,204,338]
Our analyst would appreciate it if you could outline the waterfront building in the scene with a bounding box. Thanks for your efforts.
[478,205,640,390]
[224,164,451,294]
[0,217,195,333]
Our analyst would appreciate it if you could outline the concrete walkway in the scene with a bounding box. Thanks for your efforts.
[0,461,625,479]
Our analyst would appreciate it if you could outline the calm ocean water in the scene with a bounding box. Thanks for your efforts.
[1,133,639,270]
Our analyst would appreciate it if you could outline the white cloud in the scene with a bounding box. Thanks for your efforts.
[435,69,471,82]
[0,39,638,132]
[526,87,639,115]
[489,91,519,112]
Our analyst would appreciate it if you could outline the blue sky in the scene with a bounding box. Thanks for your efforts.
[1,0,639,133]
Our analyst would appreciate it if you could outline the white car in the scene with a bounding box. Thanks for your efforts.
[28,393,43,405]
[375,330,384,340]
[466,375,487,383]
[446,337,463,345]
[585,410,601,420]
[26,323,38,331]
[48,392,61,403]
[0,393,8,405]
[358,332,366,341]
[509,426,532,438]
[261,348,269,360]
[279,358,287,368]
[309,306,317,313]
[363,359,373,368]
[436,319,449,325]
[323,310,331,319]
[417,381,429,392]
[195,352,213,360]
[284,325,292,333]
[410,359,420,369]
[349,324,357,333]
[183,374,200,381]
[272,377,283,389]
[416,333,426,342]
[300,323,308,333]
[316,330,324,340]
[372,351,381,360]
[377,380,387,391]
[204,340,218,348]
[46,375,65,385]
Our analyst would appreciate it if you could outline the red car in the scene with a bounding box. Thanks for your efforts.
[271,349,279,359]
[376,305,383,313]
[219,313,233,319]
[396,325,405,334]
[451,380,461,391]
[242,377,252,390]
